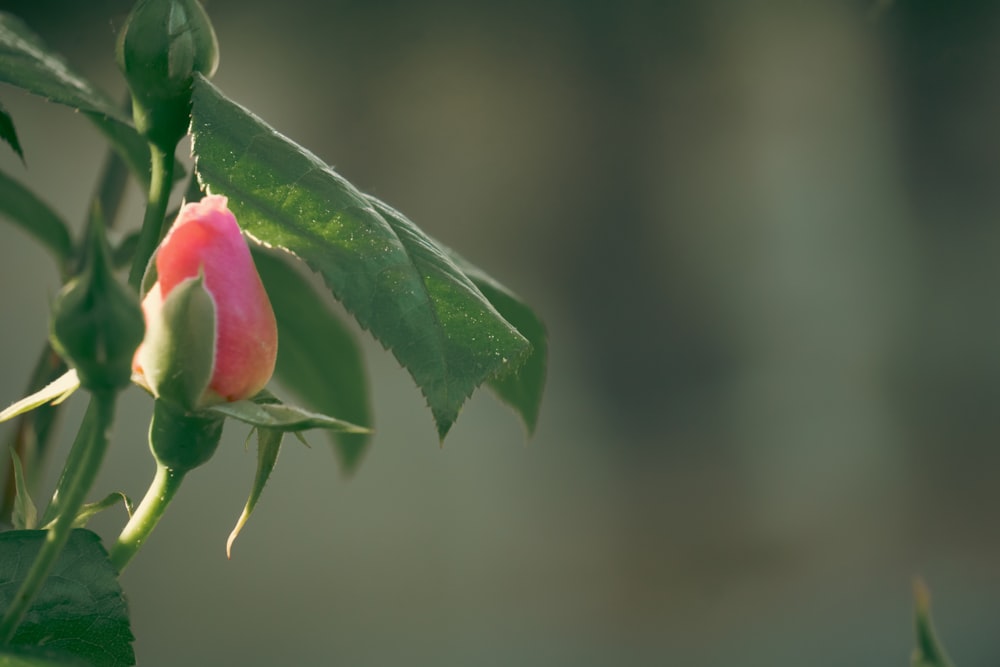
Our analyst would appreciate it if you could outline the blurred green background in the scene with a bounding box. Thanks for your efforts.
[3,0,1000,664]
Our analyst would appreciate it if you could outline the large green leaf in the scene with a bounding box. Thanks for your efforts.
[253,248,372,472]
[0,12,175,188]
[0,529,135,667]
[190,76,531,438]
[0,170,72,267]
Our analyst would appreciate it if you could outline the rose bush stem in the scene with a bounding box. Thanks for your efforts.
[110,463,185,573]
[0,392,116,643]
[127,141,175,291]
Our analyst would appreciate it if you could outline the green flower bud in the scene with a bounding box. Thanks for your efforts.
[116,0,219,149]
[50,213,145,393]
[149,399,224,471]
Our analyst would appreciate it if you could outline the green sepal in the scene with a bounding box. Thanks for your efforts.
[116,0,219,150]
[138,273,216,411]
[0,369,79,424]
[148,399,224,472]
[226,427,281,558]
[208,397,371,433]
[49,210,144,392]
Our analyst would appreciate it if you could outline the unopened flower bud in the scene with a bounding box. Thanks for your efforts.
[50,213,145,392]
[133,195,277,410]
[116,0,219,149]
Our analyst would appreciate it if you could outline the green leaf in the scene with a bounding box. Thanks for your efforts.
[0,100,24,163]
[912,579,955,667]
[0,13,182,189]
[0,14,126,121]
[54,492,133,530]
[0,370,79,424]
[0,171,73,267]
[0,529,135,666]
[190,76,531,438]
[9,450,36,530]
[439,245,547,434]
[252,249,372,473]
[208,398,371,433]
[227,427,281,558]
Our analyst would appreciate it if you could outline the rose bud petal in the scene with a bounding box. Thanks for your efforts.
[133,195,277,409]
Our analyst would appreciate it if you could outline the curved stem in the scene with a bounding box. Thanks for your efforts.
[127,141,175,291]
[0,392,116,643]
[109,463,185,573]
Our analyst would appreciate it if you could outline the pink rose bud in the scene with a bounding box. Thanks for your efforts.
[134,195,277,409]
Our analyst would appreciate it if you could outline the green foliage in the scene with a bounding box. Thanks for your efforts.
[0,12,180,188]
[253,249,372,472]
[0,530,135,666]
[209,394,370,433]
[442,247,547,434]
[0,171,72,269]
[190,76,533,438]
[0,101,24,163]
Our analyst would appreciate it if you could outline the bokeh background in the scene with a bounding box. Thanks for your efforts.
[3,0,1000,664]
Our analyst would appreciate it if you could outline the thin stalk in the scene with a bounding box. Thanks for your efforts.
[0,393,115,643]
[0,145,131,523]
[127,141,175,291]
[109,463,185,573]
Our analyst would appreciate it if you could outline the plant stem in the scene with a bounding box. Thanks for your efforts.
[127,141,175,291]
[109,463,185,573]
[0,392,115,643]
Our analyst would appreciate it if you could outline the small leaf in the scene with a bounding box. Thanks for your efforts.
[227,428,281,558]
[191,76,531,438]
[208,399,370,433]
[9,450,36,530]
[0,529,135,666]
[50,492,133,530]
[912,579,955,667]
[0,100,25,163]
[252,249,372,473]
[0,171,73,267]
[440,245,547,434]
[0,370,79,423]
